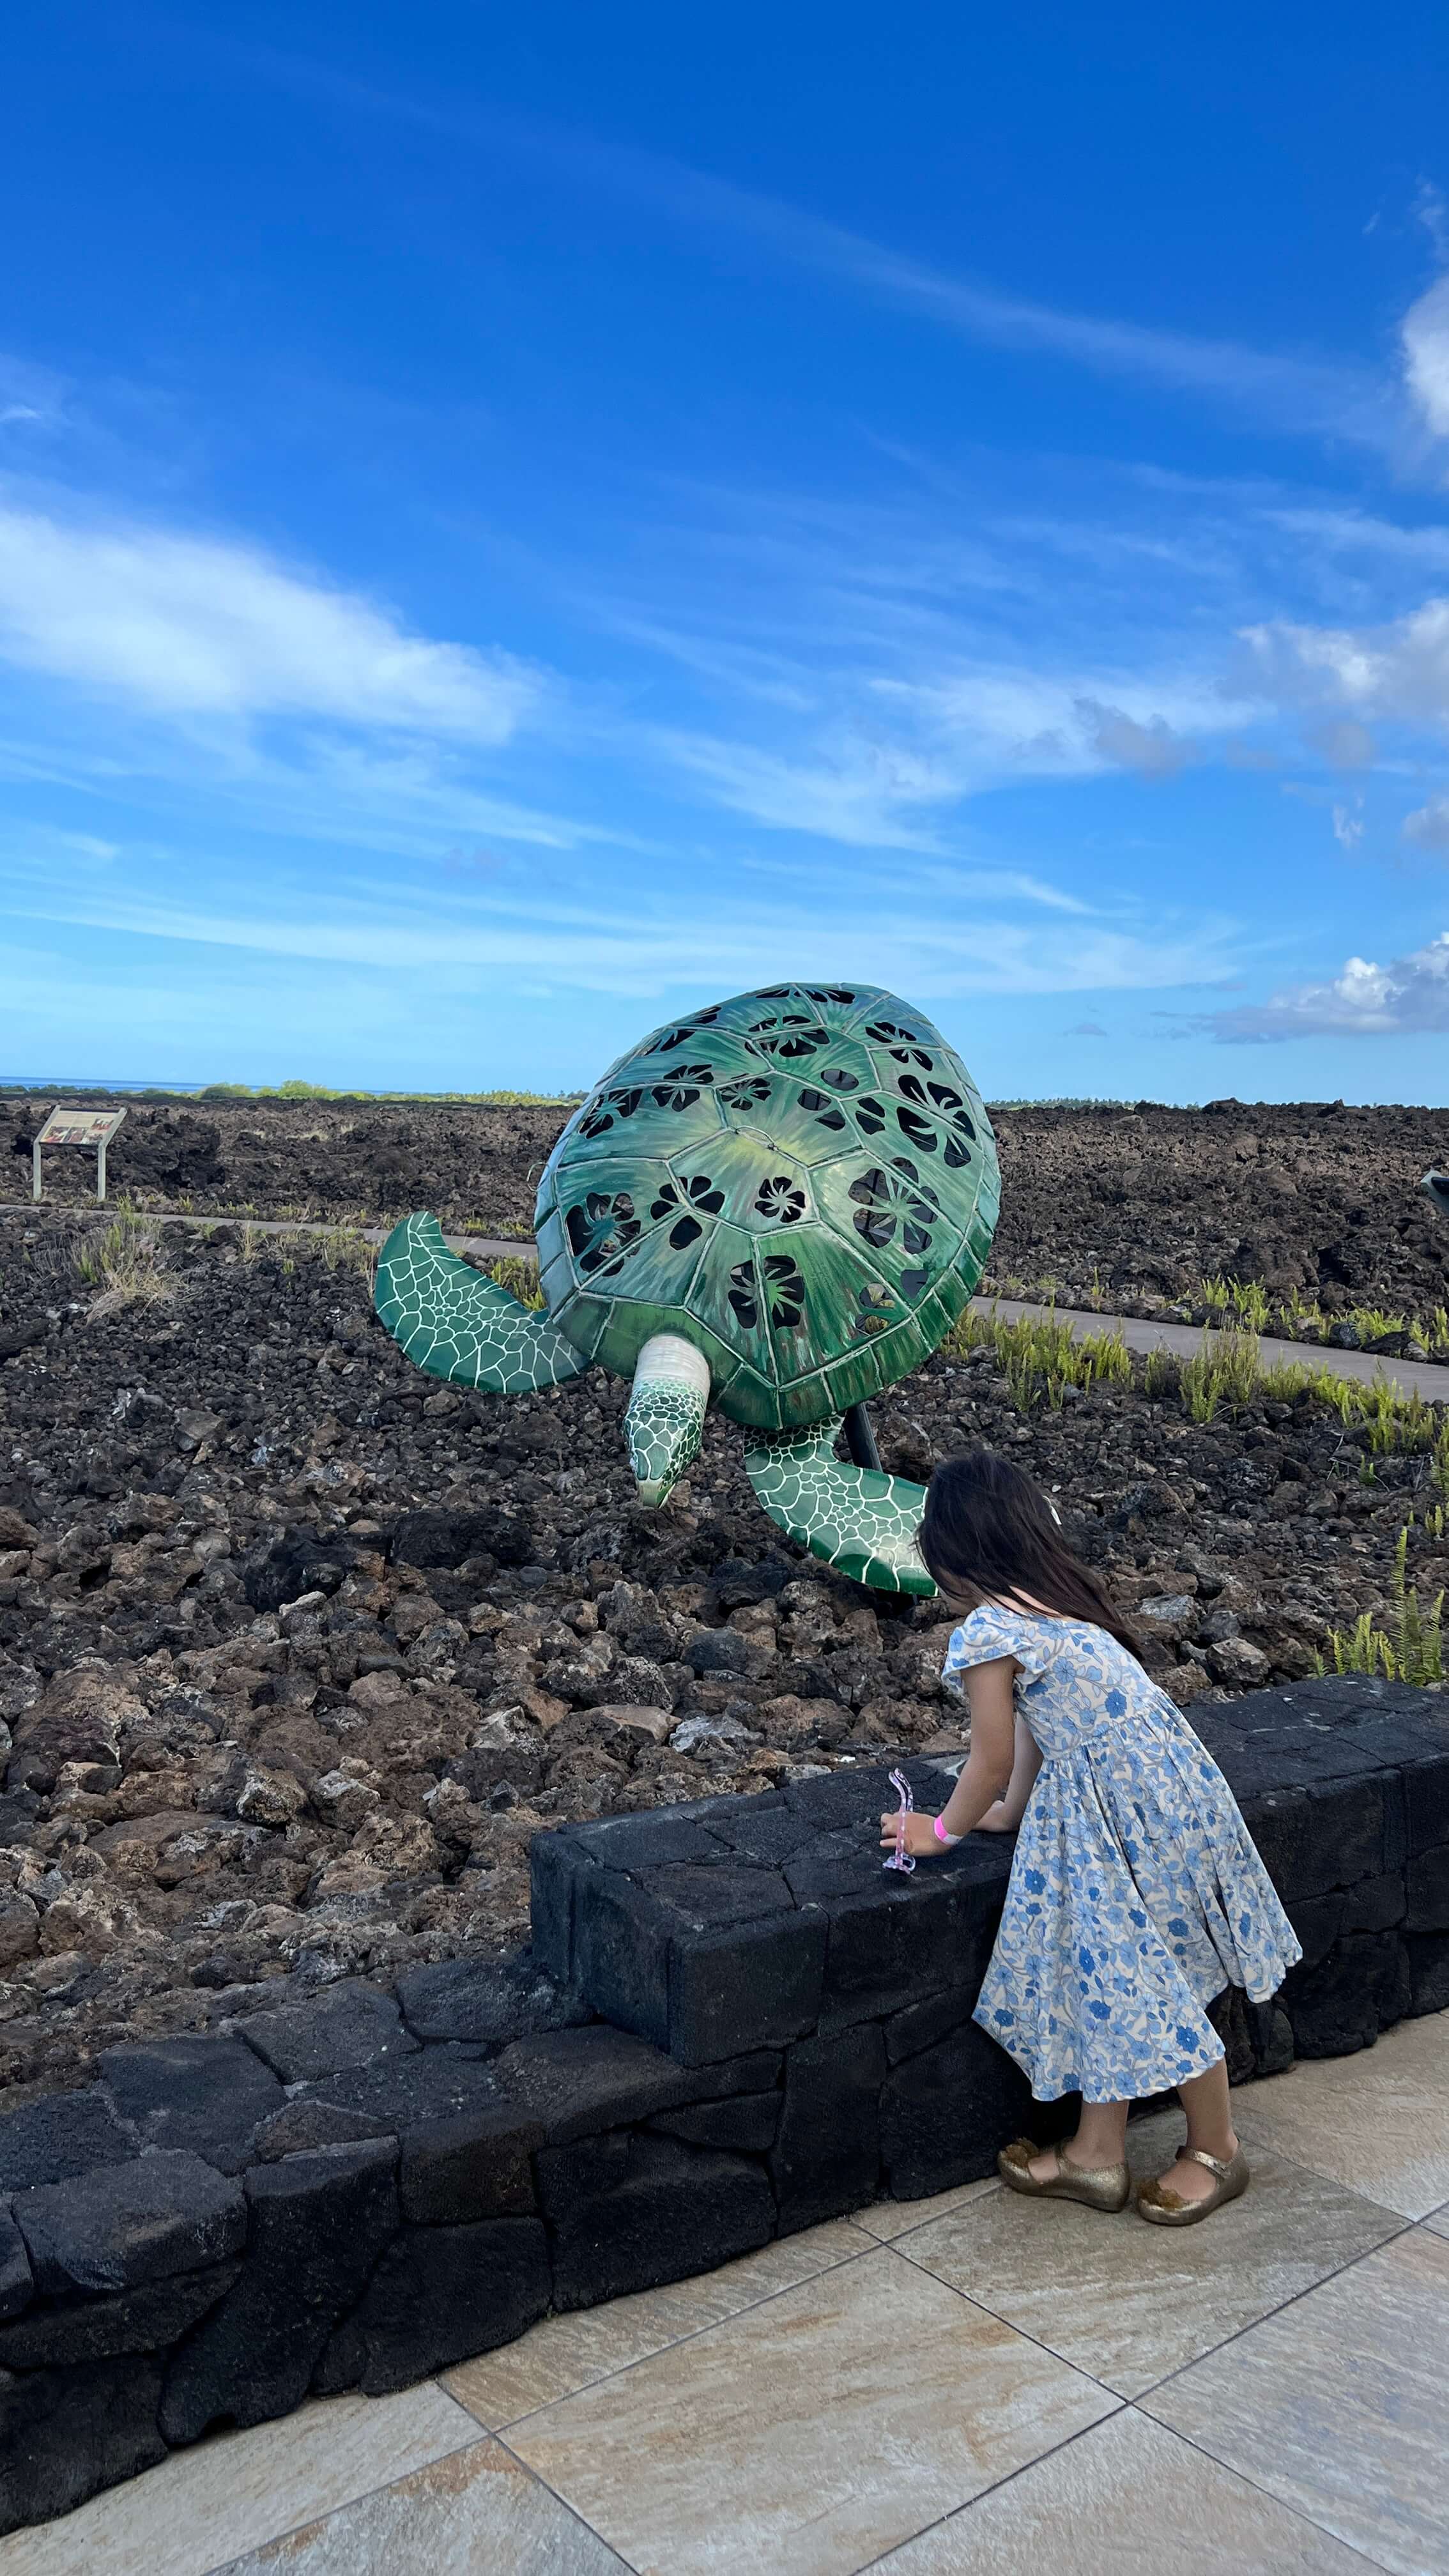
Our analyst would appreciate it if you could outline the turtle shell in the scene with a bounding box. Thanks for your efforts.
[533,983,1000,1432]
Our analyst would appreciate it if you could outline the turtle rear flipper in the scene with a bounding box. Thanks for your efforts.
[744,1419,935,1598]
[374,1215,587,1394]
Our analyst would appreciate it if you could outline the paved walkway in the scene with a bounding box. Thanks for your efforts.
[4,2010,1447,2574]
[0,1204,535,1269]
[983,1294,1449,1405]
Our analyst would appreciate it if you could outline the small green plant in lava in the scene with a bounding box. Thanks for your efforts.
[1317,1528,1444,1687]
[480,1255,544,1310]
[945,1305,1130,1411]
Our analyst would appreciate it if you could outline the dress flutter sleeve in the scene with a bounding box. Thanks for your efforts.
[940,1604,1050,1698]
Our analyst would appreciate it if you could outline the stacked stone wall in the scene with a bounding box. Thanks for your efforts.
[2,1675,1446,2536]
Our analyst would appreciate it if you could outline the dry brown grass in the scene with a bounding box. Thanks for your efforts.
[75,1209,180,1318]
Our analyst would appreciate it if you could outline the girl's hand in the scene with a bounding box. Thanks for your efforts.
[975,1799,1018,1832]
[878,1811,947,1860]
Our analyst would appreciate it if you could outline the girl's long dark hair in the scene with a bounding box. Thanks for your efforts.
[919,1449,1142,1661]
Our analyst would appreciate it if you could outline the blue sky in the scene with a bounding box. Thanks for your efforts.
[5,3,1449,1100]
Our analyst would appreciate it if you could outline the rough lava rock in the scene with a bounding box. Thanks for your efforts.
[0,1123,1445,2101]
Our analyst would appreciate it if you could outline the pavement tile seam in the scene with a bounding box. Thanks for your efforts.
[847,2406,1130,2576]
[477,2233,889,2434]
[886,2155,1411,2404]
[883,2232,1161,2399]
[1134,2235,1443,2576]
[190,2398,486,2576]
[1103,2408,1397,2576]
[498,2250,1121,2576]
[1112,2213,1414,2408]
[487,2432,648,2576]
[195,2427,479,2576]
[486,2230,1123,2458]
[203,2434,639,2576]
[850,2404,1393,2576]
[857,2179,1005,2246]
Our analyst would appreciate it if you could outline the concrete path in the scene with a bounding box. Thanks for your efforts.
[8,1202,1449,1405]
[0,1204,532,1261]
[983,1294,1449,1405]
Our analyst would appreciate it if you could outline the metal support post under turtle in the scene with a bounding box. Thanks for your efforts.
[372,983,1000,1595]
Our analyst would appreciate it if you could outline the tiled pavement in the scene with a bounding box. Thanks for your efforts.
[4,2012,1448,2576]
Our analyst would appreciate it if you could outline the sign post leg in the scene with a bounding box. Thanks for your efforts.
[32,1142,42,1204]
[96,1142,107,1204]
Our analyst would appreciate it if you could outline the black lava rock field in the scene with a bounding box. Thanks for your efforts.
[0,1120,1445,2100]
[5,1090,1448,1322]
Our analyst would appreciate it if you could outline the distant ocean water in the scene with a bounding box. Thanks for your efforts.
[0,1077,212,1093]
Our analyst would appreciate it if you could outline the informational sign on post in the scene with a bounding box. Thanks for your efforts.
[32,1107,127,1204]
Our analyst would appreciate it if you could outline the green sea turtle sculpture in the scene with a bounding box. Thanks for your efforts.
[374,983,999,1596]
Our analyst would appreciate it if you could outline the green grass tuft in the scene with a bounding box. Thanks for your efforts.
[480,1255,545,1310]
[1318,1528,1444,1686]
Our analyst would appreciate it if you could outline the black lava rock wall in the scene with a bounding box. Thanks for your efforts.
[1,1674,1446,2538]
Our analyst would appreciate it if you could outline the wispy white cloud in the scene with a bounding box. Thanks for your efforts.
[1307,718,1377,769]
[1241,595,1449,727]
[1261,504,1449,571]
[0,500,540,739]
[1200,931,1449,1039]
[266,58,1392,455]
[555,453,1404,849]
[647,726,962,848]
[0,355,68,436]
[1402,276,1449,439]
[631,621,1261,841]
[737,206,1386,448]
[3,843,1238,1004]
[1404,796,1449,851]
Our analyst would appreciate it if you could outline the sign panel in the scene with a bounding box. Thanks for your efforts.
[32,1105,127,1202]
[36,1108,128,1147]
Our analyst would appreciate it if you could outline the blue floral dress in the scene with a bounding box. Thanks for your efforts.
[944,1604,1301,2103]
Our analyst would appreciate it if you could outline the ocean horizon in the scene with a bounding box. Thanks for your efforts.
[0,1077,213,1094]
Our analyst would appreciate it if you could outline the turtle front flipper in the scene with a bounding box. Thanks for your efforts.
[374,1215,588,1393]
[743,1418,935,1597]
[626,1334,710,1507]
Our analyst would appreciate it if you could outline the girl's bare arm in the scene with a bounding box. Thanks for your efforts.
[976,1715,1043,1829]
[879,1656,1017,1858]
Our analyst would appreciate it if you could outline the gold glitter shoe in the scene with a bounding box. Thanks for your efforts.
[1136,2144,1250,2225]
[998,2137,1131,2212]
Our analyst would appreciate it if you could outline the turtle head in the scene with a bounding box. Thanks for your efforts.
[625,1333,711,1508]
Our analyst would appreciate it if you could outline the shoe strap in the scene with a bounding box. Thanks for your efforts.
[1059,2146,1125,2182]
[1184,2146,1234,2179]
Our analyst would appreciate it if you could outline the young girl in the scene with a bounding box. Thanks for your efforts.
[880,1450,1301,2222]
